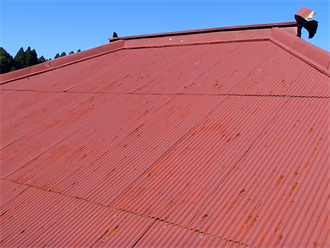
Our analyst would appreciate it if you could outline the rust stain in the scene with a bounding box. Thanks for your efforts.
[105,225,119,239]
[277,175,284,185]
[252,215,259,225]
[106,168,116,176]
[231,189,246,207]
[211,80,219,89]
[256,201,262,209]
[294,167,300,176]
[272,168,277,176]
[278,234,283,240]
[290,182,299,195]
[94,229,109,244]
[128,123,145,136]
[0,210,8,218]
[245,215,253,225]
[309,122,318,133]
[275,221,283,232]
[202,213,209,220]
[271,168,277,176]
[238,189,245,197]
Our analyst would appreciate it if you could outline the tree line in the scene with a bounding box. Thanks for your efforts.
[0,47,81,74]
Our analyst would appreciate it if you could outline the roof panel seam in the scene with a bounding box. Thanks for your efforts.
[132,219,157,248]
[0,178,257,247]
[1,89,328,98]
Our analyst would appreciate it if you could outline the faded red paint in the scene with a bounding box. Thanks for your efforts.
[1,22,329,247]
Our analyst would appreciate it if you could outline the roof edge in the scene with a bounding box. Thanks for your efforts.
[109,22,297,41]
[2,22,328,84]
[0,40,125,84]
[270,27,330,75]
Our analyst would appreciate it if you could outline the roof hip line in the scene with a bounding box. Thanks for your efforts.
[270,27,330,76]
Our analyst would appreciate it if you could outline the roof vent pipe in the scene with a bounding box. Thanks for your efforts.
[295,7,318,39]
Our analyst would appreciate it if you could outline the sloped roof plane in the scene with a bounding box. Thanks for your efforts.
[0,22,329,248]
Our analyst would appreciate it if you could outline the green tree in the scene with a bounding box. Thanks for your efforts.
[31,49,39,65]
[38,56,46,63]
[14,47,26,69]
[77,49,81,52]
[60,52,66,57]
[69,51,74,55]
[54,53,60,59]
[0,47,14,74]
[25,47,33,66]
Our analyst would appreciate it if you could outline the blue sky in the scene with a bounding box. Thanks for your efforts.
[1,0,329,60]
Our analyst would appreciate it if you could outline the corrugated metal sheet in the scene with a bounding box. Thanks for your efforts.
[1,28,329,248]
[0,180,155,247]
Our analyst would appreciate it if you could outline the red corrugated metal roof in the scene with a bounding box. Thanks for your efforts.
[1,22,329,248]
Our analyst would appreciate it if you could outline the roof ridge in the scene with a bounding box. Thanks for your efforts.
[1,22,329,84]
[108,22,297,42]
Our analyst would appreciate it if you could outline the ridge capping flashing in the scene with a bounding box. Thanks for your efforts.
[109,22,297,41]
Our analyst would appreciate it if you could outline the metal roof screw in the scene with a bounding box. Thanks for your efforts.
[200,235,203,239]
[164,226,167,229]
[113,215,116,218]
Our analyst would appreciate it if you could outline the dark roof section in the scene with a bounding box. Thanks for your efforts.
[1,22,329,85]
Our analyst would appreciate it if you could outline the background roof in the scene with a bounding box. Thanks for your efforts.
[1,24,329,247]
[0,0,329,60]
